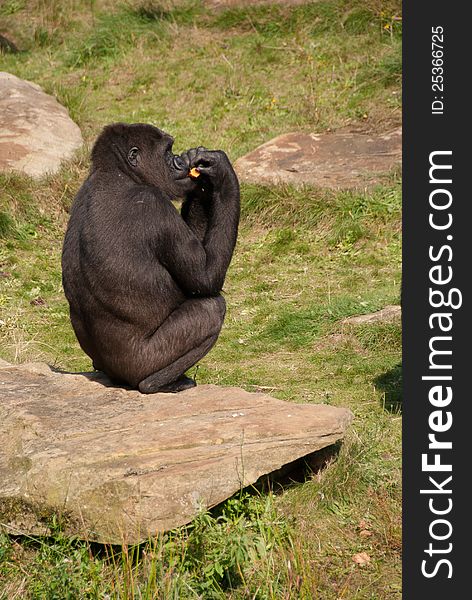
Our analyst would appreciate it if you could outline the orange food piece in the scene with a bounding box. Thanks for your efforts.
[189,167,200,178]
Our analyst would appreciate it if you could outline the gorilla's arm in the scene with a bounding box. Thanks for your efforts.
[180,146,223,243]
[159,150,240,296]
[180,188,211,243]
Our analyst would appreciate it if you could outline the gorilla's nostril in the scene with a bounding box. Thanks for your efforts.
[173,156,185,170]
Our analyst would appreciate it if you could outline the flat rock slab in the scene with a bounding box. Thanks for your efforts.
[0,361,353,544]
[0,72,83,178]
[235,128,402,189]
[342,305,401,325]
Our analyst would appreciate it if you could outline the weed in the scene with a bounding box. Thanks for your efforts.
[0,0,26,16]
[0,212,15,239]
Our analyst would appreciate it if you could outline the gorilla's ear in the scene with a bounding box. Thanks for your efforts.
[127,147,140,168]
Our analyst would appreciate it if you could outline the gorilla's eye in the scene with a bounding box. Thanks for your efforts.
[127,147,139,167]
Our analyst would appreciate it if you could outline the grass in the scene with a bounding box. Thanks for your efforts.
[1,0,402,597]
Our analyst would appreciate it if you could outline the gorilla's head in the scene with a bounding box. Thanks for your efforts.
[90,123,193,195]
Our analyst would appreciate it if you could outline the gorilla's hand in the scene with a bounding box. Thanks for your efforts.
[171,150,201,194]
[187,148,234,186]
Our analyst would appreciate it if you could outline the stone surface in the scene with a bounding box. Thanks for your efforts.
[0,361,353,544]
[0,72,83,178]
[342,305,401,325]
[234,128,402,189]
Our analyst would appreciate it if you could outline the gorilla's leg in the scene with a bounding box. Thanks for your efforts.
[138,332,220,393]
[137,295,225,394]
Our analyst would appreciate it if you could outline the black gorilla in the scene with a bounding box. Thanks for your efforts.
[62,123,240,393]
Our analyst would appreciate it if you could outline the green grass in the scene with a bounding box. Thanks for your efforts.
[1,0,402,597]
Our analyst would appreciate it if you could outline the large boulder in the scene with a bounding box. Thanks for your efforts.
[0,72,83,178]
[0,360,353,544]
[235,128,402,189]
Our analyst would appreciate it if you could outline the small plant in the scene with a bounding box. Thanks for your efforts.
[0,211,15,239]
[0,0,25,16]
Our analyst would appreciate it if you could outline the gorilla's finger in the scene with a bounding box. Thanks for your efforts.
[194,166,216,176]
[186,147,200,167]
[193,151,220,168]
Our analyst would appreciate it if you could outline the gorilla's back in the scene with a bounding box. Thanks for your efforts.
[62,174,185,369]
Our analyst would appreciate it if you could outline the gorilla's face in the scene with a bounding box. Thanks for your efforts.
[163,139,189,180]
[91,123,195,195]
[124,125,192,190]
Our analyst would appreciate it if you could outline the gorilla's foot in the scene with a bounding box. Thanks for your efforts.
[139,374,196,394]
[158,375,196,393]
[138,333,220,394]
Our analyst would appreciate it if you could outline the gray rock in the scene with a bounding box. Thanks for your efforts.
[0,361,352,544]
[342,305,401,325]
[0,72,83,178]
[235,128,402,189]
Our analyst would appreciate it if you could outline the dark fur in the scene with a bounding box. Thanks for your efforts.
[0,34,18,54]
[62,123,240,393]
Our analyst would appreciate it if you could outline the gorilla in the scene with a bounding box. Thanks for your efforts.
[62,123,240,393]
